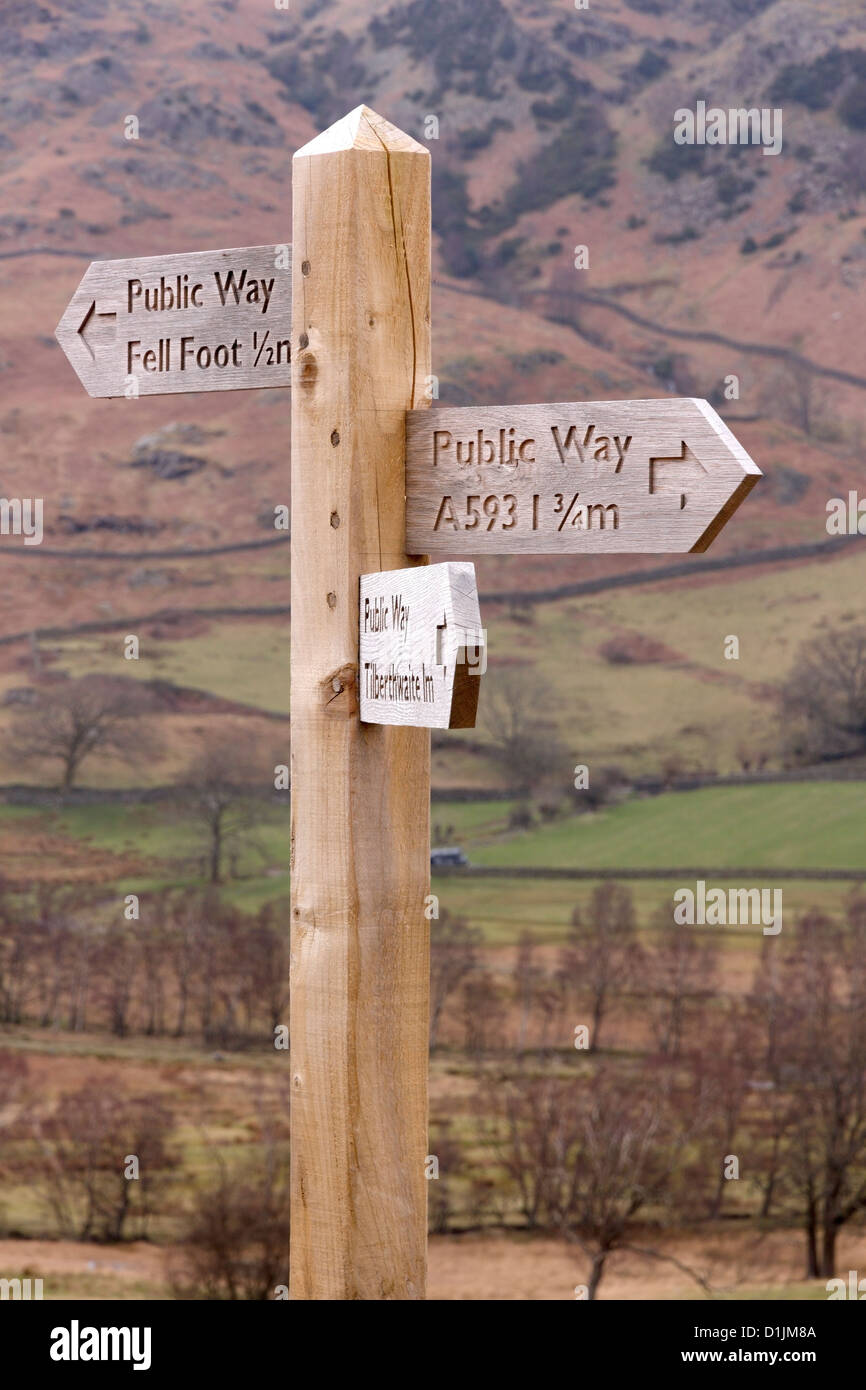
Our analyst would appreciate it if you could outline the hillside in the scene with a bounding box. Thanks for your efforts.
[1,0,865,784]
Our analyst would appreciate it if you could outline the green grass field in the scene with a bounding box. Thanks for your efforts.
[49,621,289,717]
[0,799,289,909]
[434,874,858,945]
[432,783,866,941]
[454,546,866,778]
[0,781,859,943]
[9,547,866,787]
[457,783,866,871]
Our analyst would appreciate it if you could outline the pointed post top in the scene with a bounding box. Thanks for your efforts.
[294,105,428,159]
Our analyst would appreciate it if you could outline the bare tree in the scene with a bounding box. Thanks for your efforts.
[95,927,139,1038]
[693,1010,755,1218]
[0,1052,28,1183]
[559,1065,697,1299]
[11,676,161,790]
[0,882,100,1030]
[785,360,816,436]
[427,1122,465,1235]
[558,883,642,1053]
[180,732,271,885]
[429,909,480,1050]
[781,625,866,763]
[0,881,289,1046]
[643,907,717,1058]
[66,926,95,1033]
[239,900,290,1038]
[514,931,546,1055]
[170,1104,290,1300]
[461,969,506,1059]
[747,938,796,1218]
[33,905,73,1031]
[138,916,167,1037]
[0,913,40,1024]
[211,919,248,1046]
[492,1069,578,1230]
[33,1079,172,1242]
[493,1060,698,1297]
[777,909,866,1278]
[482,665,566,795]
[160,889,205,1038]
[764,359,817,437]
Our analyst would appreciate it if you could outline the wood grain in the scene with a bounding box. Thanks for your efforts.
[289,106,432,1299]
[360,562,483,729]
[405,397,761,554]
[55,245,292,397]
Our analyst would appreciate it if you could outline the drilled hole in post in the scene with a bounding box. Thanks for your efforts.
[301,260,311,276]
[330,512,340,529]
[327,592,337,609]
[299,332,309,350]
[330,430,340,447]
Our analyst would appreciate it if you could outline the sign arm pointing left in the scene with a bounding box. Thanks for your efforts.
[55,244,292,397]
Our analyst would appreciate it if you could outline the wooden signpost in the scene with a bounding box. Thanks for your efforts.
[55,244,292,397]
[55,102,762,1302]
[360,562,484,729]
[406,398,760,554]
[288,107,433,1301]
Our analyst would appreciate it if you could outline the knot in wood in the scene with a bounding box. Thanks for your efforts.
[320,663,358,717]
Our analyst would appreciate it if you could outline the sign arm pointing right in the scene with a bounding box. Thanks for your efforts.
[405,396,761,555]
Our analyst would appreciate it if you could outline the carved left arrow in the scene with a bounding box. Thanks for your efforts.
[76,301,117,357]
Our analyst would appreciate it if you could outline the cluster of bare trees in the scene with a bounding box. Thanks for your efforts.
[8,684,279,890]
[30,1083,174,1243]
[4,875,866,1297]
[488,1064,697,1299]
[560,886,718,1057]
[0,1053,290,1298]
[429,884,866,1295]
[168,1132,291,1300]
[430,885,718,1058]
[0,886,289,1046]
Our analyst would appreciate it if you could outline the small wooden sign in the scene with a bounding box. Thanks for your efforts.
[360,562,484,729]
[55,245,292,397]
[405,397,760,554]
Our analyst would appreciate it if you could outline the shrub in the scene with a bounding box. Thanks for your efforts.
[646,140,705,182]
[170,1151,290,1300]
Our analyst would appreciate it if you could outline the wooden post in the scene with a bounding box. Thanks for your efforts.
[290,107,432,1299]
